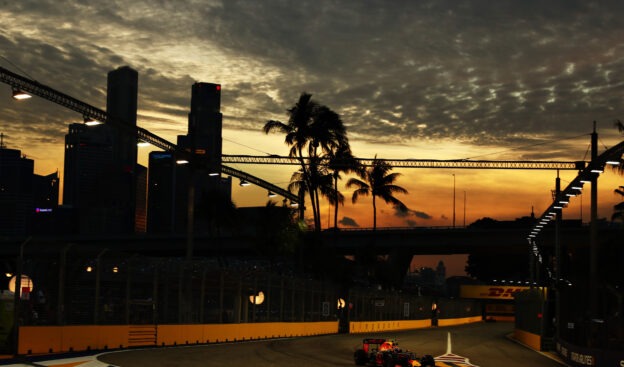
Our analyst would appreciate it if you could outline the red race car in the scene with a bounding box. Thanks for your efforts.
[354,338,436,367]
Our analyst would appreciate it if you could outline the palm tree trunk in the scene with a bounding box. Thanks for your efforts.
[372,195,377,230]
[307,180,318,229]
[297,147,319,231]
[313,188,320,230]
[315,188,322,230]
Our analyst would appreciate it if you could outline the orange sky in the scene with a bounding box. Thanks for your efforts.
[4,1,624,278]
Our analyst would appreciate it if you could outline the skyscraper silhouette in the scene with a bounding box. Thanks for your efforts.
[0,146,58,235]
[62,66,143,234]
[147,82,230,234]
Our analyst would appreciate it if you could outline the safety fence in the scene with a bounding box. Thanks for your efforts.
[4,250,341,328]
[1,248,482,354]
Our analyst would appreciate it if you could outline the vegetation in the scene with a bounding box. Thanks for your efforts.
[327,145,362,229]
[346,156,408,229]
[263,93,349,231]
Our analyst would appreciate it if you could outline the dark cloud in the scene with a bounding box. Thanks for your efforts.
[2,0,624,161]
[339,216,359,227]
[393,205,433,221]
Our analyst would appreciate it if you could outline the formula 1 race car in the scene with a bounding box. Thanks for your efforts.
[353,338,436,367]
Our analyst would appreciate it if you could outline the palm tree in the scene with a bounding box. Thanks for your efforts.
[264,93,348,231]
[346,156,408,229]
[327,145,362,229]
[287,156,335,229]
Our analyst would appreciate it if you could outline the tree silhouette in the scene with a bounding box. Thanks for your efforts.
[287,156,335,228]
[263,93,347,231]
[327,144,362,229]
[346,156,408,229]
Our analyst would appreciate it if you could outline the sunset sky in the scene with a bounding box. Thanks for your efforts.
[2,1,624,274]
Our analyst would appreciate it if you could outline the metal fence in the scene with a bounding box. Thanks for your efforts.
[8,246,482,329]
[11,248,347,326]
[347,288,481,322]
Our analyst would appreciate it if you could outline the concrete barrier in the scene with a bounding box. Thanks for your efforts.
[513,329,541,351]
[349,316,482,334]
[437,316,483,327]
[18,317,484,356]
[18,322,339,355]
[349,320,430,334]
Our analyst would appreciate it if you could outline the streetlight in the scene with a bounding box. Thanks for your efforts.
[452,174,456,228]
[11,88,31,100]
[83,116,102,126]
[463,190,466,227]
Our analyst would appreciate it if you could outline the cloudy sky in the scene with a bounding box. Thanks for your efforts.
[2,0,624,237]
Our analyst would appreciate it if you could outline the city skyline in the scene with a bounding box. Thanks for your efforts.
[1,1,624,230]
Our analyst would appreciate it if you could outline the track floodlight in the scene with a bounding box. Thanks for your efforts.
[12,88,31,100]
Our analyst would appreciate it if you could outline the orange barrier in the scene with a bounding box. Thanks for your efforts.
[156,322,338,346]
[350,320,431,334]
[19,318,487,355]
[350,316,483,334]
[18,325,129,355]
[437,316,482,327]
[18,322,339,355]
[513,329,541,351]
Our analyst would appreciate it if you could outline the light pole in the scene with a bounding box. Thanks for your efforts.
[463,191,466,227]
[452,174,456,228]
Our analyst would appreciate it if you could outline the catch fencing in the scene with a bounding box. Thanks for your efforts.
[8,247,481,329]
[11,248,342,327]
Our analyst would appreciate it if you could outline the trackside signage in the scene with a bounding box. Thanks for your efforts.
[557,339,624,367]
[459,285,532,300]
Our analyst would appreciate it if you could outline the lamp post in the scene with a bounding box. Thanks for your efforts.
[452,174,456,228]
[589,122,598,319]
[554,172,561,341]
[463,191,466,227]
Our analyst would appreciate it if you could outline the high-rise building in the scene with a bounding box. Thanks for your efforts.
[0,146,59,235]
[63,123,114,209]
[147,151,187,233]
[31,171,60,234]
[178,82,223,172]
[107,66,139,233]
[62,66,142,234]
[107,66,138,173]
[134,164,148,233]
[0,147,34,235]
[147,82,231,234]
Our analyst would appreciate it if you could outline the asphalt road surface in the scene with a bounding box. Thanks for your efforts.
[98,322,563,367]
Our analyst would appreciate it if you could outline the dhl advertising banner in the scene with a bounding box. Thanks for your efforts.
[460,285,536,300]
